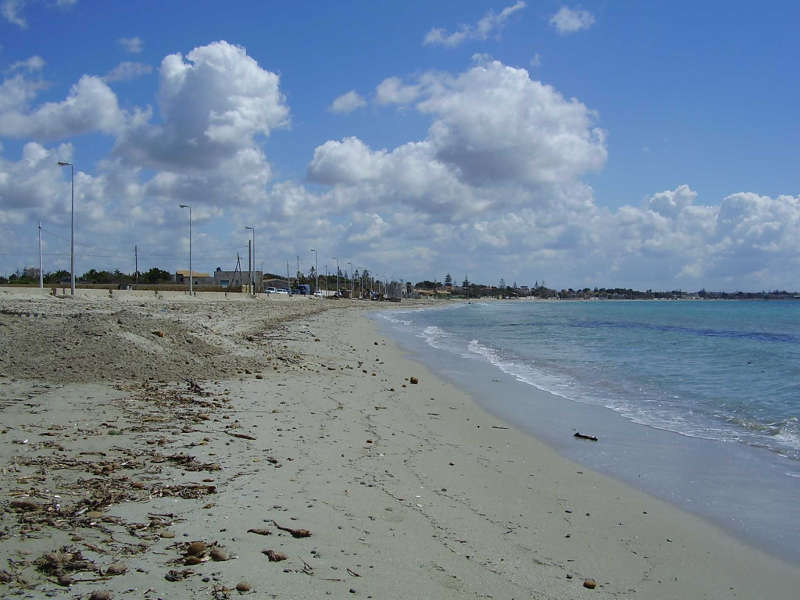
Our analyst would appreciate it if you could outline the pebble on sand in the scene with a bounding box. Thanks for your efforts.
[583,578,597,589]
[236,581,251,592]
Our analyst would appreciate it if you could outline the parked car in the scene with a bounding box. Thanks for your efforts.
[265,287,277,294]
[276,288,290,295]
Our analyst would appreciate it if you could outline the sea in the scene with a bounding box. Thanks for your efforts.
[374,299,800,564]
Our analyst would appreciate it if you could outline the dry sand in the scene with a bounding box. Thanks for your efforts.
[1,288,798,599]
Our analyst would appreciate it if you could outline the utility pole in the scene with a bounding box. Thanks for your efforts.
[286,261,291,293]
[333,256,339,296]
[134,245,138,284]
[38,222,43,289]
[248,239,252,294]
[310,249,318,295]
[296,255,300,285]
[245,226,256,294]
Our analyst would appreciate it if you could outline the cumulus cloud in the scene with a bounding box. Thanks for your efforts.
[103,61,153,82]
[0,74,127,139]
[375,76,422,105]
[550,6,595,34]
[118,36,143,54]
[424,1,526,47]
[115,41,289,173]
[327,61,606,191]
[329,90,366,114]
[2,45,798,291]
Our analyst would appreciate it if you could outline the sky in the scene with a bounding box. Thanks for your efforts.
[1,0,799,291]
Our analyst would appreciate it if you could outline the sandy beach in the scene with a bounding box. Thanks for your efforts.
[1,288,798,599]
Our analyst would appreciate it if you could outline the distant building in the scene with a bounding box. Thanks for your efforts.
[174,269,214,286]
[214,268,262,292]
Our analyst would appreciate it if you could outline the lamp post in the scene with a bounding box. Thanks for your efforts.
[310,248,318,295]
[245,226,255,294]
[348,261,353,298]
[332,256,339,296]
[179,204,192,294]
[57,161,75,295]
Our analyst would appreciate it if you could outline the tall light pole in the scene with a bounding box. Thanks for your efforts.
[332,256,339,296]
[245,226,255,294]
[57,161,75,295]
[179,204,192,294]
[310,249,318,295]
[38,222,43,289]
[348,261,353,298]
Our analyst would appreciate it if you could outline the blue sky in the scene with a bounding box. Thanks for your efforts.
[1,1,799,290]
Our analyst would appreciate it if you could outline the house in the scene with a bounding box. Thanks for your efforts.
[174,269,214,286]
[214,268,262,292]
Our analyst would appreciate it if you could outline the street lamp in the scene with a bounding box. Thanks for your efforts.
[310,249,318,295]
[57,161,75,295]
[179,204,192,294]
[245,226,255,294]
[348,261,353,298]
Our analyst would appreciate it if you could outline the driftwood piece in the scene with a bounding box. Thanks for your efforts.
[574,432,598,441]
[271,520,311,538]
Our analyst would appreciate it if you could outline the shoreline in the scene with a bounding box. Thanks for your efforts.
[1,292,798,597]
[372,300,800,566]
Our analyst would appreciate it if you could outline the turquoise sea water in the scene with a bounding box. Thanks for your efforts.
[375,300,800,561]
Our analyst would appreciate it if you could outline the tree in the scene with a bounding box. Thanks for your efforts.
[498,278,505,289]
[444,273,452,287]
[142,267,172,283]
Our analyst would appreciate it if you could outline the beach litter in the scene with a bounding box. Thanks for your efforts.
[574,432,599,442]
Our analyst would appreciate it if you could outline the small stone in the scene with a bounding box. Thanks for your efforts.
[184,555,204,565]
[152,330,165,337]
[106,563,127,575]
[263,549,287,562]
[236,581,250,592]
[410,377,419,384]
[89,592,112,600]
[583,578,597,589]
[56,574,73,587]
[186,541,206,556]
[210,548,229,561]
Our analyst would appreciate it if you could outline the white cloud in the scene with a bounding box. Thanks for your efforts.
[103,61,153,82]
[115,41,289,173]
[550,6,595,34]
[7,55,45,72]
[424,1,526,47]
[0,74,127,139]
[118,36,143,54]
[375,76,422,105]
[530,53,541,68]
[2,0,76,29]
[417,61,606,185]
[2,47,799,291]
[329,90,366,114]
[1,0,26,28]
